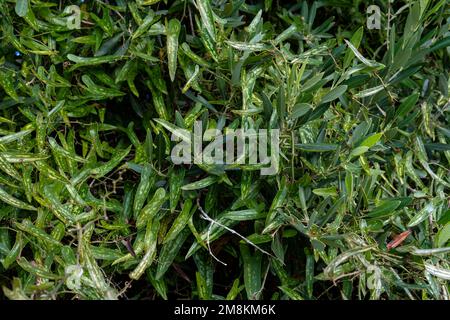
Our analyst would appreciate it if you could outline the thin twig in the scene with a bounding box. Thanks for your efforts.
[196,198,278,262]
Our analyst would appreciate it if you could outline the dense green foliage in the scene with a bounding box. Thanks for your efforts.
[0,0,449,300]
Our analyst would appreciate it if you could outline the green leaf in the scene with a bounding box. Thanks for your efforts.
[296,143,339,152]
[344,39,384,68]
[0,70,19,101]
[313,187,338,198]
[182,176,219,190]
[396,93,420,118]
[132,11,157,40]
[240,244,262,300]
[195,0,216,42]
[344,26,364,68]
[408,203,436,228]
[15,0,28,17]
[367,200,402,218]
[0,187,36,211]
[155,119,191,143]
[354,85,385,98]
[291,103,312,119]
[167,18,181,82]
[437,222,450,247]
[67,54,123,70]
[81,75,125,99]
[320,85,348,104]
[360,133,383,148]
[349,146,369,158]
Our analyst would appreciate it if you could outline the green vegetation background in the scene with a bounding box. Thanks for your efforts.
[0,0,449,300]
